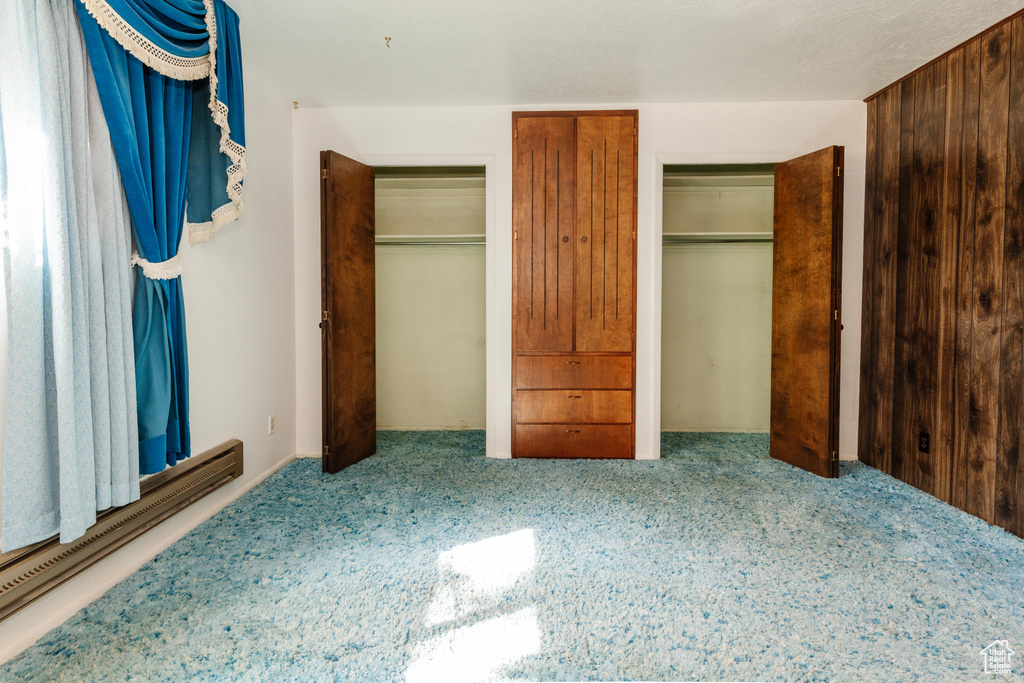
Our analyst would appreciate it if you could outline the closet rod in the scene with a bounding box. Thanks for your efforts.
[376,233,485,246]
[375,241,485,246]
[663,231,773,244]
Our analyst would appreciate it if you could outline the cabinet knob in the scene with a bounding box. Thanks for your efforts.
[566,429,581,434]
[562,235,569,243]
[566,361,581,365]
[567,395,582,399]
[581,236,588,243]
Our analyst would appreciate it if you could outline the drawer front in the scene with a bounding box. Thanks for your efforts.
[515,424,632,459]
[515,390,631,424]
[515,355,632,389]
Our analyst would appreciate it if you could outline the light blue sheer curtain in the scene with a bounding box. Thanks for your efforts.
[0,0,139,551]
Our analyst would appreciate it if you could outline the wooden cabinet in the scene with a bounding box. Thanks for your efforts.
[512,111,638,458]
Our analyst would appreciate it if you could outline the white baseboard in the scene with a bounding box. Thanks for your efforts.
[0,451,297,666]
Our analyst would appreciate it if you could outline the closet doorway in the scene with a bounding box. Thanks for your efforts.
[373,166,487,432]
[321,158,487,472]
[660,147,844,477]
[661,163,776,435]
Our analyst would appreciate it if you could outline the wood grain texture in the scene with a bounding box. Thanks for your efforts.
[858,89,902,473]
[891,78,917,484]
[515,355,632,389]
[862,14,1024,537]
[966,23,1011,524]
[907,61,947,495]
[770,146,843,479]
[996,15,1024,534]
[859,96,881,470]
[953,39,983,513]
[575,115,635,353]
[321,150,377,474]
[513,116,575,353]
[511,111,637,459]
[935,49,965,505]
[514,424,632,459]
[515,390,631,424]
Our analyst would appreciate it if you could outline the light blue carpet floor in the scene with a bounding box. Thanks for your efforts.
[2,432,1023,682]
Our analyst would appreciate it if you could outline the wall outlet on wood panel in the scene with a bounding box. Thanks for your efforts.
[918,431,929,454]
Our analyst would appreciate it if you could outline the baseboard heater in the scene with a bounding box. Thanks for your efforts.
[0,439,243,621]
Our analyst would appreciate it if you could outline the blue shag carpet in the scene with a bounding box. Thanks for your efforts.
[2,431,1023,682]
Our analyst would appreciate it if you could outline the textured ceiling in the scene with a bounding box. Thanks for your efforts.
[230,0,1022,107]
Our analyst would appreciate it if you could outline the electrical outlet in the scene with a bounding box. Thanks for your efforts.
[918,431,929,454]
[268,414,276,435]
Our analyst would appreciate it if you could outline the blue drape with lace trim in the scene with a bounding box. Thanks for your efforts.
[75,0,245,474]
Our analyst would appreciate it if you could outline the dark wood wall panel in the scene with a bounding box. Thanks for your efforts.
[859,90,901,474]
[952,39,983,513]
[999,15,1024,535]
[967,23,1011,525]
[860,11,1024,537]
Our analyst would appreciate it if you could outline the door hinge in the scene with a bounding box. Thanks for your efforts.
[836,166,842,178]
[834,309,838,320]
[514,128,517,139]
[514,230,518,241]
[322,310,329,322]
[321,168,328,180]
[324,445,330,457]
[514,331,518,342]
[832,450,838,461]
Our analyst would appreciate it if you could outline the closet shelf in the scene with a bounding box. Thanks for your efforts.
[663,231,773,244]
[375,233,485,245]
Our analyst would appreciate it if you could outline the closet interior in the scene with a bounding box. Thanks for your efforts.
[374,166,486,430]
[661,164,775,432]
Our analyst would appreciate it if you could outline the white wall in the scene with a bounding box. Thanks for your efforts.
[662,242,773,431]
[661,178,774,432]
[374,178,487,430]
[376,245,486,429]
[0,75,298,664]
[293,101,866,460]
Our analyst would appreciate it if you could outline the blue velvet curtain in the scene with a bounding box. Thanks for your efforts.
[75,0,245,474]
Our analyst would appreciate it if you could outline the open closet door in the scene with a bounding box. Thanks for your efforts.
[321,150,376,474]
[770,146,844,478]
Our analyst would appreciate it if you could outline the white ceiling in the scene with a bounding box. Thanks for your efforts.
[231,0,1022,107]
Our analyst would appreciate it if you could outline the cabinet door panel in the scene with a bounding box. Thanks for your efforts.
[513,117,575,352]
[576,115,635,352]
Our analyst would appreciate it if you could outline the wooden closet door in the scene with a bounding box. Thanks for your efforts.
[321,150,376,474]
[513,116,576,353]
[769,145,844,478]
[575,115,635,353]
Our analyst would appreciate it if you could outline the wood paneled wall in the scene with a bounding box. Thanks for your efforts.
[859,11,1024,536]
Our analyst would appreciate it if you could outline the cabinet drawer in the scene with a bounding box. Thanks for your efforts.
[515,424,632,459]
[515,390,631,424]
[515,355,632,389]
